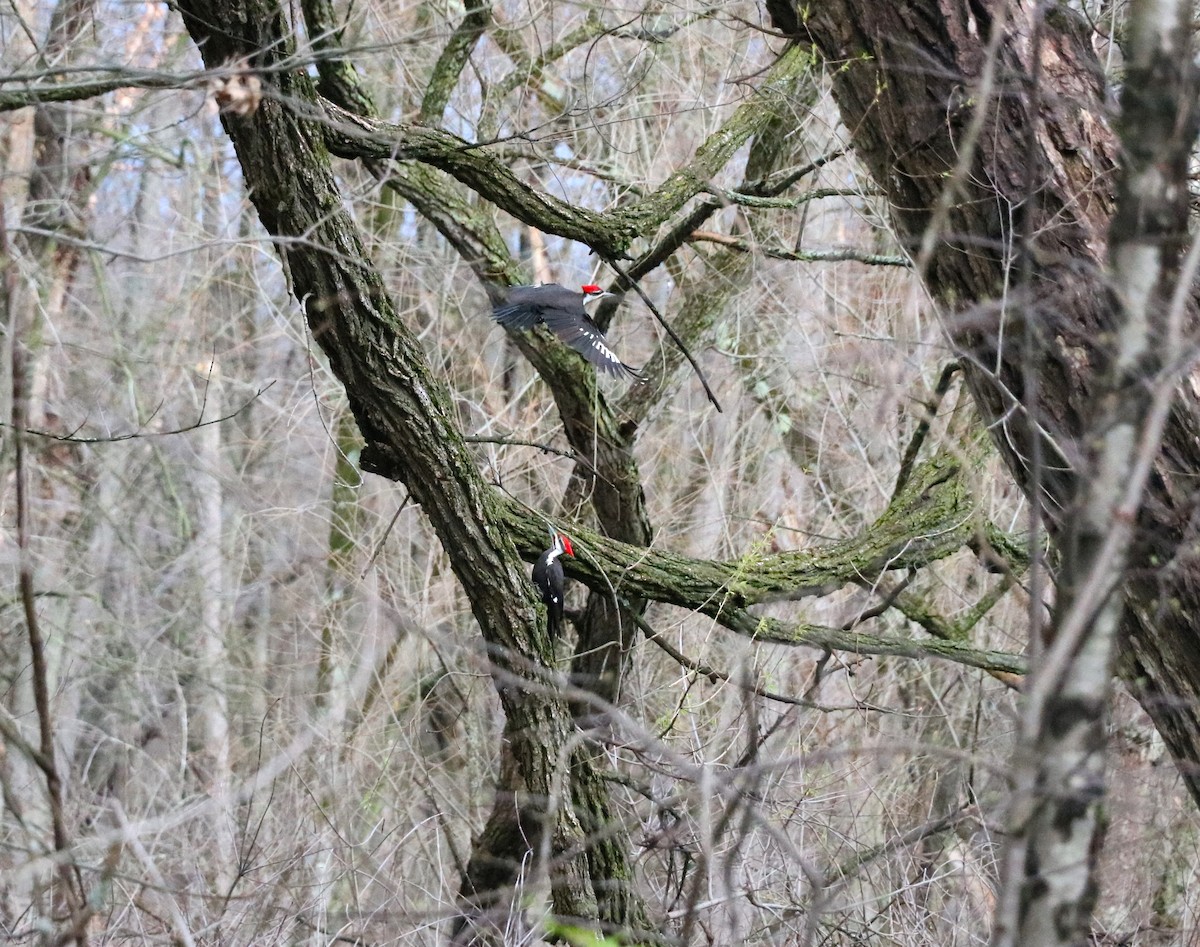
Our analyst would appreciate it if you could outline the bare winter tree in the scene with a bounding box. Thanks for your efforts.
[3,0,1200,944]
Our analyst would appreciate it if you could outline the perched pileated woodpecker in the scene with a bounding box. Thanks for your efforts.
[493,283,641,379]
[532,531,574,637]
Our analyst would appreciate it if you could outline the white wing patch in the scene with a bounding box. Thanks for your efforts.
[500,293,642,379]
[543,314,633,375]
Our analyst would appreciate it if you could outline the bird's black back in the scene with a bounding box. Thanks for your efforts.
[492,284,581,329]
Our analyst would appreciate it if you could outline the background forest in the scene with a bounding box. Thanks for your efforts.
[2,1,1199,945]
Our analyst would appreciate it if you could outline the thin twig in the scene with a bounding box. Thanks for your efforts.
[892,362,961,499]
[113,801,198,947]
[631,609,895,713]
[361,493,412,577]
[688,230,910,268]
[2,382,275,444]
[293,914,380,947]
[701,184,881,208]
[0,707,55,774]
[843,570,916,629]
[4,215,87,941]
[464,434,577,459]
[603,257,723,412]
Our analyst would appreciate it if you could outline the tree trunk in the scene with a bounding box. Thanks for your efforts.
[795,0,1200,805]
[176,2,654,940]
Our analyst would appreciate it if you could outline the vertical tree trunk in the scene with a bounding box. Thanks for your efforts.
[993,1,1198,941]
[177,2,655,940]
[193,369,236,893]
[796,0,1200,807]
[1,1,98,938]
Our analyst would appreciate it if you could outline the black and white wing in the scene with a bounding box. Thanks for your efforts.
[541,309,643,379]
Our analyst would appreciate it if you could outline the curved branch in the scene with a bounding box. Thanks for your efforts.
[322,100,634,255]
[723,606,1025,676]
[496,450,1024,656]
[634,611,932,708]
[635,602,1024,679]
[321,44,814,258]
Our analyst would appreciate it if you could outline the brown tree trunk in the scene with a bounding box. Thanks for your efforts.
[793,2,1200,803]
[175,2,655,941]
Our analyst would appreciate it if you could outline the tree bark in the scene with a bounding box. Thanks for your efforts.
[794,0,1200,807]
[176,2,658,940]
[172,2,1066,940]
[992,0,1198,941]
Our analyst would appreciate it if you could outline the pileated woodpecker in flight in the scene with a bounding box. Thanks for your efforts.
[532,531,574,637]
[493,283,641,379]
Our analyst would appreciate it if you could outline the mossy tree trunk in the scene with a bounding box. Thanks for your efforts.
[789,0,1200,806]
[171,0,1096,940]
[785,1,1200,938]
[175,2,659,941]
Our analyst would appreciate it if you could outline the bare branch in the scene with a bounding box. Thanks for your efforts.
[634,609,934,708]
[1,383,274,444]
[419,0,492,124]
[604,257,723,411]
[688,230,910,267]
[320,44,814,258]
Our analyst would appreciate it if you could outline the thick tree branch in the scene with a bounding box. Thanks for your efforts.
[491,449,1025,677]
[0,67,205,110]
[321,44,813,258]
[495,452,989,605]
[419,0,492,124]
